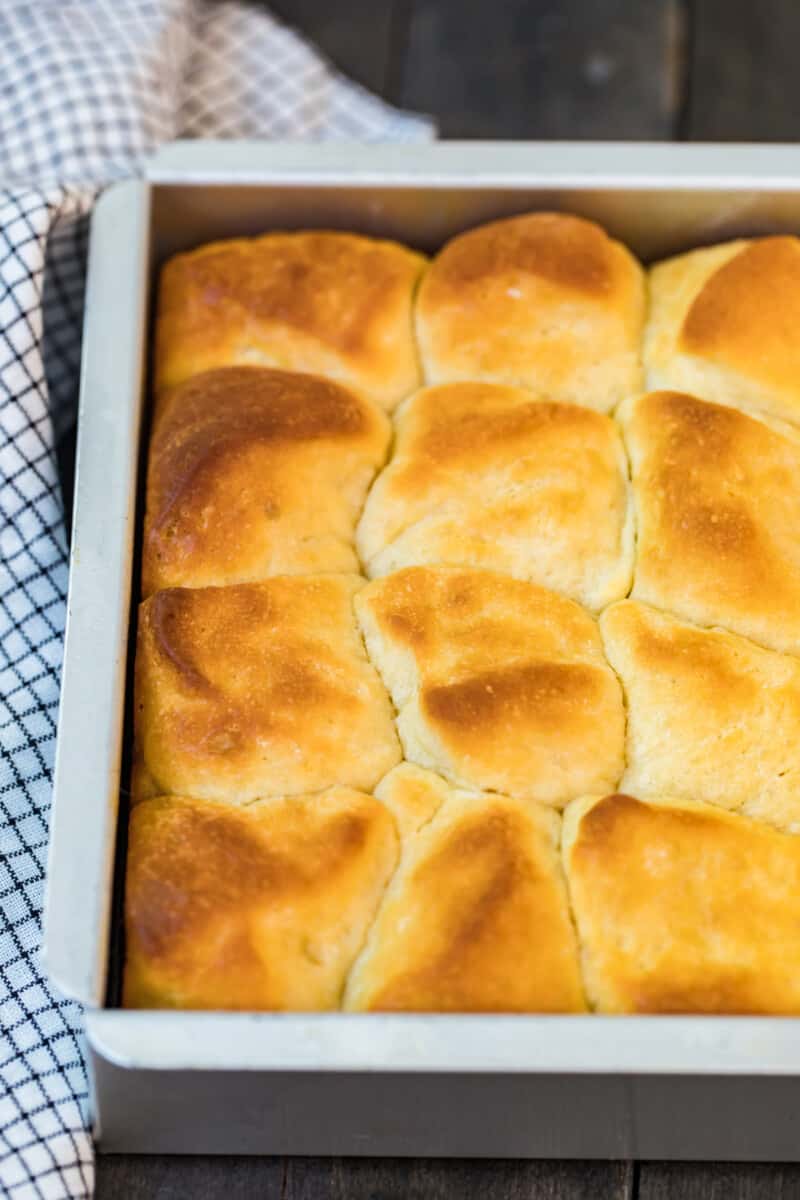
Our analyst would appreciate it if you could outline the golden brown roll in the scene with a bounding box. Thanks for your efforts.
[355,567,625,805]
[621,390,800,655]
[415,212,645,408]
[142,367,390,595]
[133,576,401,803]
[356,383,632,610]
[563,791,800,1014]
[343,764,585,1013]
[645,237,800,427]
[124,789,398,1010]
[601,601,800,830]
[155,231,426,409]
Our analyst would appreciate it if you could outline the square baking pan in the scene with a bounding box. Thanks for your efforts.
[43,140,800,1159]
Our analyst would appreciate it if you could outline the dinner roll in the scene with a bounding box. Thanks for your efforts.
[564,792,800,1014]
[344,765,585,1013]
[124,790,397,1010]
[133,576,401,803]
[355,567,625,805]
[645,237,800,427]
[356,382,632,610]
[621,390,800,655]
[155,231,426,409]
[143,367,390,595]
[415,212,645,408]
[601,601,800,830]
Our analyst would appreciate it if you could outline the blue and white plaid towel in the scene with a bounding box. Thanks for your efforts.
[0,4,433,1195]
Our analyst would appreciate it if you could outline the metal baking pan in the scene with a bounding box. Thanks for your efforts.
[43,140,800,1159]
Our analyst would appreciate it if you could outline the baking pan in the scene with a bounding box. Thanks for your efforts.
[44,140,800,1158]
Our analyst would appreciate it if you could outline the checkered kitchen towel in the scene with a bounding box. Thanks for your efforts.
[0,4,433,1195]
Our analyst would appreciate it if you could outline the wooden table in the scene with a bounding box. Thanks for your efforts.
[96,1,800,1193]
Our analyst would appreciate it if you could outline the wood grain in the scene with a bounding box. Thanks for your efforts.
[687,0,800,141]
[397,0,685,138]
[638,1162,800,1199]
[95,1154,284,1199]
[284,1158,634,1200]
[95,1155,635,1199]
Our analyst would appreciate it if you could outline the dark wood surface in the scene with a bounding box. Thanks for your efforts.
[638,1162,800,1199]
[93,1,800,1195]
[398,0,684,139]
[687,0,800,141]
[96,1155,634,1198]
